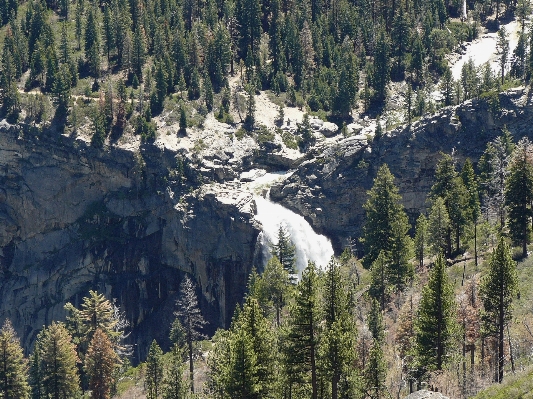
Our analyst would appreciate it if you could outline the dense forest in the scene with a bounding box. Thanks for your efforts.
[3,130,533,399]
[0,0,532,140]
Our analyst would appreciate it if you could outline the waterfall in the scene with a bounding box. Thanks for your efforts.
[245,170,335,274]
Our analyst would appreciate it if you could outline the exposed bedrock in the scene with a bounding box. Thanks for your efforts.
[270,88,532,252]
[0,127,259,358]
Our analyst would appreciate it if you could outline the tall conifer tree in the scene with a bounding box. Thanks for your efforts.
[0,320,30,399]
[480,238,517,383]
[414,254,457,376]
[505,138,533,258]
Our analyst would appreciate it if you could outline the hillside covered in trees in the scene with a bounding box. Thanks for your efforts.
[1,0,532,133]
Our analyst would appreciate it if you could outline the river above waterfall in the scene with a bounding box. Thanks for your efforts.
[242,169,335,274]
[450,19,521,80]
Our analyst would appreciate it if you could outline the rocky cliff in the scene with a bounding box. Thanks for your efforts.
[0,125,260,357]
[271,87,533,252]
[1,86,532,358]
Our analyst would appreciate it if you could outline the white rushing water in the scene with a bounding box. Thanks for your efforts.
[451,19,521,80]
[243,170,335,274]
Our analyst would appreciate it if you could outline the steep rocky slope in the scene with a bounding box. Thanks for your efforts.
[271,87,532,252]
[1,86,531,357]
[0,125,260,356]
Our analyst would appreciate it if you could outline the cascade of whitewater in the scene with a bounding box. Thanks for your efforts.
[246,171,335,274]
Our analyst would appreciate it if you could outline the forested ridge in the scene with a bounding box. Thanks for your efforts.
[0,0,532,137]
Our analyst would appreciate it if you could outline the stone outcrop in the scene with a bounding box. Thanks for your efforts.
[271,88,533,252]
[0,126,260,358]
[1,86,532,359]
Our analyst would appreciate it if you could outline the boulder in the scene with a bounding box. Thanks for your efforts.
[320,122,339,137]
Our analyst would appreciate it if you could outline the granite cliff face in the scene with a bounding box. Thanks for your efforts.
[270,88,533,252]
[1,87,531,357]
[0,125,260,357]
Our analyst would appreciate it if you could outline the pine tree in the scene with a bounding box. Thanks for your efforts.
[187,67,201,100]
[430,153,468,255]
[146,340,164,399]
[369,251,389,311]
[373,28,390,103]
[461,159,481,265]
[59,22,70,64]
[224,326,259,399]
[480,237,517,383]
[0,320,30,399]
[33,322,80,399]
[219,296,275,399]
[364,299,386,399]
[479,132,514,228]
[271,224,296,275]
[53,63,71,119]
[244,84,255,130]
[414,214,428,268]
[333,49,358,118]
[362,164,411,285]
[414,254,457,376]
[132,27,146,80]
[75,0,84,51]
[175,276,207,393]
[179,106,187,134]
[440,66,454,106]
[84,328,120,399]
[256,256,291,326]
[496,27,509,84]
[505,138,533,258]
[391,5,410,80]
[285,261,320,399]
[78,290,119,340]
[102,4,115,63]
[163,345,188,399]
[320,258,358,399]
[84,7,101,77]
[235,0,261,61]
[410,33,424,85]
[152,62,168,115]
[0,45,20,117]
[204,75,213,111]
[427,197,451,256]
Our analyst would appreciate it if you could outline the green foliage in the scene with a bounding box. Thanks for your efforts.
[430,153,469,255]
[414,214,428,268]
[32,322,80,399]
[427,197,450,256]
[0,320,30,399]
[163,345,188,399]
[146,340,164,399]
[254,257,291,326]
[320,258,358,399]
[472,366,533,399]
[505,138,533,258]
[271,225,296,275]
[364,300,386,399]
[214,296,275,399]
[480,237,518,383]
[414,254,457,376]
[362,164,412,291]
[284,261,320,398]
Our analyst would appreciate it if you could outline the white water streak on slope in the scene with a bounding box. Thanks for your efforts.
[451,19,521,81]
[245,171,335,273]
